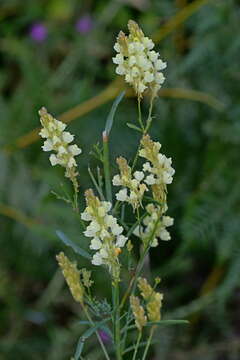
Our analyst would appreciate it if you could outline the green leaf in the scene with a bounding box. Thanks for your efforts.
[123,340,159,355]
[124,319,189,332]
[78,321,92,325]
[104,91,125,135]
[74,338,85,360]
[56,230,91,260]
[146,319,189,326]
[88,167,105,201]
[126,123,143,133]
[126,212,147,237]
[74,317,112,359]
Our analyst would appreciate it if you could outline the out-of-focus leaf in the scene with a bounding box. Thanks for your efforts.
[56,230,91,260]
[74,318,111,360]
[104,91,125,136]
[126,123,142,132]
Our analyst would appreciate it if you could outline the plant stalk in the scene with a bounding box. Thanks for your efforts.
[82,305,110,360]
[121,215,162,351]
[102,130,112,203]
[144,96,155,134]
[113,283,122,360]
[132,331,142,360]
[142,326,155,360]
[137,97,144,130]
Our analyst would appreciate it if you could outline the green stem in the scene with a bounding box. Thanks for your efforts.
[132,98,144,170]
[132,331,142,360]
[70,176,79,212]
[144,96,155,134]
[102,131,112,203]
[137,97,144,130]
[121,216,162,351]
[142,326,155,360]
[82,305,110,360]
[132,141,141,171]
[113,283,122,360]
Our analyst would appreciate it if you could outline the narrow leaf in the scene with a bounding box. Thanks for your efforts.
[78,321,92,325]
[56,230,91,260]
[105,91,125,135]
[78,317,111,332]
[123,340,159,355]
[74,318,111,359]
[126,123,142,133]
[74,338,85,360]
[88,167,105,201]
[124,319,189,332]
[146,319,189,326]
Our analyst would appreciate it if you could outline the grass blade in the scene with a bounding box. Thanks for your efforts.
[104,91,125,135]
[56,230,91,260]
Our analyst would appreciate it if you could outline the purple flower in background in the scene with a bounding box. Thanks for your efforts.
[99,330,111,344]
[29,22,48,42]
[75,15,93,34]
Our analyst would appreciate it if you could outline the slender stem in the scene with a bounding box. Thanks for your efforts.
[113,283,122,360]
[144,96,155,134]
[113,200,121,215]
[132,141,142,171]
[121,248,147,351]
[102,131,112,203]
[120,236,153,310]
[132,331,142,360]
[137,97,144,130]
[121,216,162,350]
[133,95,155,170]
[132,98,144,170]
[82,305,110,360]
[70,176,79,212]
[120,276,135,309]
[142,326,155,360]
[88,167,105,200]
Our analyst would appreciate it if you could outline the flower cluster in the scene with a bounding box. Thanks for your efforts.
[132,135,175,247]
[140,134,175,192]
[39,107,82,186]
[112,20,167,98]
[130,277,163,331]
[134,203,174,247]
[112,157,147,210]
[81,189,128,282]
[138,277,163,322]
[130,295,147,332]
[56,252,85,304]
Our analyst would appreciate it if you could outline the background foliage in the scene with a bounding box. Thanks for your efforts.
[0,0,240,359]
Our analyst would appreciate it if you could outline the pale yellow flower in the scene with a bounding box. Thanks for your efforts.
[130,295,147,331]
[113,20,167,98]
[56,252,84,304]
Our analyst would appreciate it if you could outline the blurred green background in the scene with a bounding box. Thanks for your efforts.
[0,0,240,359]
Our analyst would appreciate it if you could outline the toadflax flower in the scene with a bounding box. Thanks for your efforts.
[39,107,82,190]
[81,189,128,282]
[140,135,175,190]
[112,156,147,210]
[138,277,163,322]
[134,134,174,247]
[56,252,85,304]
[135,203,174,247]
[130,295,147,332]
[112,20,167,98]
